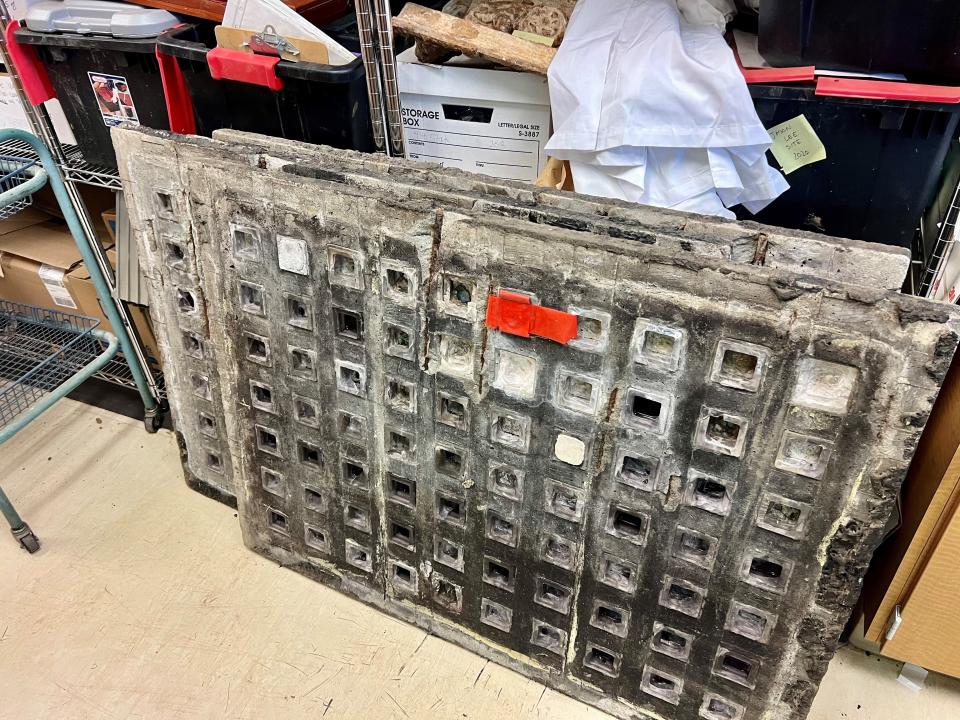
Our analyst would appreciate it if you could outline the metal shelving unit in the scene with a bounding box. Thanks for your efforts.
[0,2,165,410]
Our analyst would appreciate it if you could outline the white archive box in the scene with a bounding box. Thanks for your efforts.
[396,47,551,182]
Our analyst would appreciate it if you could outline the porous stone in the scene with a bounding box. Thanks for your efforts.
[114,125,959,720]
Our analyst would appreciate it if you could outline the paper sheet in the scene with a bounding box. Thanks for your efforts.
[223,0,355,65]
[768,115,827,175]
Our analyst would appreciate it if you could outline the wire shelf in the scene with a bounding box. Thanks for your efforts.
[0,138,121,191]
[0,153,40,219]
[0,300,102,428]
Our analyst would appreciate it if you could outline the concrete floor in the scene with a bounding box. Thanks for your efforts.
[2,399,960,720]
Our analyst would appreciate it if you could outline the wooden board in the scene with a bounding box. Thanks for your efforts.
[126,0,343,24]
[392,3,556,75]
[215,25,330,65]
[881,496,960,676]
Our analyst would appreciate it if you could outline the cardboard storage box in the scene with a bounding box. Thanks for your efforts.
[397,47,551,182]
[0,214,161,365]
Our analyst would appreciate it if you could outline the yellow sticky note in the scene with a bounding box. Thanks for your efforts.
[512,30,555,46]
[768,115,827,175]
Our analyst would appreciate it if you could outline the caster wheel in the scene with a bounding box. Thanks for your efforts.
[144,411,165,434]
[12,525,40,554]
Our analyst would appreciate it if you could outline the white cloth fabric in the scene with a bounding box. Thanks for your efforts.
[545,0,787,218]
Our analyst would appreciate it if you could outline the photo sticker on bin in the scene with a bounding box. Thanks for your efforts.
[88,72,139,128]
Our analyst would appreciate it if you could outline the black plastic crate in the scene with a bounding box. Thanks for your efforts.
[157,23,373,153]
[743,83,960,248]
[13,27,171,168]
[758,0,960,84]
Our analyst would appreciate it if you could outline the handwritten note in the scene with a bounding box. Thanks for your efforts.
[768,115,827,175]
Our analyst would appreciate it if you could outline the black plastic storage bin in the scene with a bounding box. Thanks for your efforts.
[13,28,173,168]
[743,83,960,248]
[157,23,373,153]
[758,0,960,84]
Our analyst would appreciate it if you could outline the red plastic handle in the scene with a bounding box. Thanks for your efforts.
[742,65,816,84]
[4,20,55,105]
[207,47,284,90]
[486,290,578,345]
[815,77,960,104]
[156,41,197,135]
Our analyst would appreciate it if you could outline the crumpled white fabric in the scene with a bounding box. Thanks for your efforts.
[545,0,787,218]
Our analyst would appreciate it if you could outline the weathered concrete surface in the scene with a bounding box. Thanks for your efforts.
[115,125,958,720]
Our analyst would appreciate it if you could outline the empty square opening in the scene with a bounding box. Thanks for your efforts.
[608,507,645,541]
[389,521,414,548]
[339,411,365,438]
[660,579,704,617]
[385,324,412,356]
[386,268,411,296]
[176,288,196,314]
[749,557,783,580]
[437,495,464,525]
[182,331,203,358]
[536,580,571,613]
[721,349,759,383]
[632,394,662,421]
[297,441,322,468]
[435,447,464,478]
[706,414,741,449]
[593,605,626,634]
[166,241,185,265]
[491,413,526,447]
[251,382,273,408]
[619,454,655,489]
[385,378,413,411]
[246,335,269,362]
[387,430,413,458]
[577,315,603,343]
[239,283,264,314]
[653,628,688,655]
[531,621,565,654]
[433,578,461,611]
[268,509,287,533]
[256,427,279,454]
[198,412,216,437]
[480,599,512,631]
[294,398,318,425]
[305,526,327,551]
[191,373,210,398]
[705,697,741,720]
[648,672,676,693]
[207,453,223,472]
[547,484,581,520]
[584,645,618,677]
[156,192,173,213]
[290,348,315,376]
[286,295,312,329]
[335,308,364,341]
[438,395,466,428]
[393,563,413,584]
[490,466,521,500]
[342,460,367,486]
[542,535,574,568]
[388,474,416,507]
[232,226,259,259]
[690,474,734,516]
[435,537,462,567]
[721,654,753,681]
[486,512,516,546]
[484,559,513,589]
[338,365,363,394]
[345,504,370,532]
[331,251,356,277]
[304,487,323,511]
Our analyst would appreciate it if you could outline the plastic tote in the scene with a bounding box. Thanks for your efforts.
[11,0,179,168]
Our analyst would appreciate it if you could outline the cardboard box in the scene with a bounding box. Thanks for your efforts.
[0,216,160,365]
[397,47,552,182]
